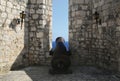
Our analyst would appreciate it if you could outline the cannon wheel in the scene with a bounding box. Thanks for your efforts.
[51,55,71,71]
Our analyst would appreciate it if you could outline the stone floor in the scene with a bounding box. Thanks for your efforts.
[0,66,120,81]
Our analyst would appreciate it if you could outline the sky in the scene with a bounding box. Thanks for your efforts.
[52,0,68,41]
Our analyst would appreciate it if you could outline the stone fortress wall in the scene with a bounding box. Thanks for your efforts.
[69,0,120,71]
[0,0,120,74]
[0,0,28,74]
[27,0,52,66]
[0,0,52,74]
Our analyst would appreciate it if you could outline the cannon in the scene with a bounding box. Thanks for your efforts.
[49,37,72,74]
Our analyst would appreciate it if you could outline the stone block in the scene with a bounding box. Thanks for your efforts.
[7,1,13,8]
[0,63,9,74]
[8,14,14,19]
[31,27,36,31]
[1,0,6,6]
[116,26,120,31]
[36,9,44,14]
[46,52,51,58]
[20,5,25,10]
[30,46,34,50]
[102,4,110,10]
[30,32,34,37]
[75,11,80,17]
[94,3,98,8]
[78,11,86,17]
[102,23,107,27]
[30,0,36,4]
[12,9,17,15]
[36,32,43,38]
[30,9,35,14]
[104,0,112,4]
[69,33,73,38]
[37,0,45,4]
[85,0,89,4]
[1,12,7,18]
[16,4,21,10]
[71,12,75,17]
[82,5,88,10]
[77,19,82,25]
[5,19,11,24]
[6,8,12,13]
[42,5,46,9]
[117,18,120,25]
[32,14,39,19]
[69,0,73,6]
[0,5,5,12]
[99,0,104,6]
[76,0,84,4]
[39,20,43,24]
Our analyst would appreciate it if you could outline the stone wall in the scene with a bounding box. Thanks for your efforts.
[92,0,120,71]
[0,0,52,74]
[0,0,120,75]
[27,0,52,65]
[69,0,120,71]
[0,0,28,74]
[69,0,92,65]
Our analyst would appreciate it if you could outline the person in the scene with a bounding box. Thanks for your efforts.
[49,37,71,56]
[49,37,72,74]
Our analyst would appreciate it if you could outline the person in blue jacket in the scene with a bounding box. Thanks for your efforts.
[49,37,71,56]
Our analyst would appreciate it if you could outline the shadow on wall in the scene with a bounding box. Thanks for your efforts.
[9,2,29,70]
[3,0,120,80]
[8,0,53,80]
[9,0,52,80]
[10,19,29,70]
[9,18,21,32]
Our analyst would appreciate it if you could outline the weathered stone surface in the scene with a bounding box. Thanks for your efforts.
[32,14,39,19]
[0,66,120,81]
[36,32,43,38]
[0,0,120,75]
[31,27,36,31]
[0,0,29,74]
[1,12,7,18]
[30,0,36,4]
[30,9,35,13]
[28,0,52,66]
[37,0,45,4]
[36,9,44,14]
[7,1,13,8]
[1,0,6,6]
[69,0,120,71]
